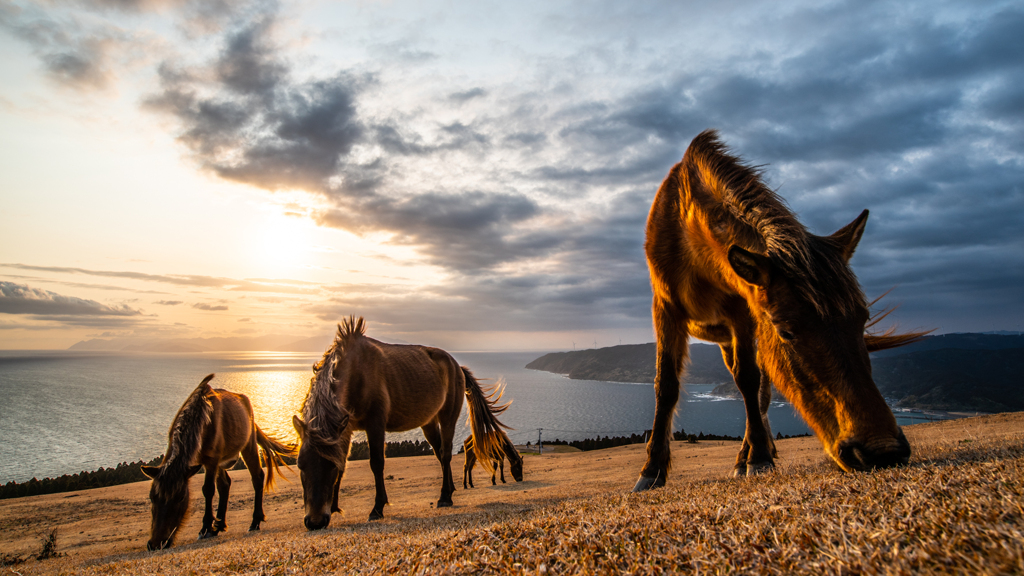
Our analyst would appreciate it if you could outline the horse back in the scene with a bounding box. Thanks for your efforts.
[199,389,255,464]
[337,337,462,432]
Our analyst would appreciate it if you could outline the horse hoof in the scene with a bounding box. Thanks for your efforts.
[198,530,217,540]
[368,509,384,521]
[733,465,747,478]
[248,524,260,532]
[631,474,665,492]
[746,462,775,476]
[437,500,453,508]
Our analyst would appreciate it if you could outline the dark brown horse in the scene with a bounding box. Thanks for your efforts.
[634,130,926,491]
[462,431,523,488]
[292,317,514,528]
[142,374,296,550]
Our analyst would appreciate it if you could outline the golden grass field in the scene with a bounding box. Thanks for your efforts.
[2,412,1022,575]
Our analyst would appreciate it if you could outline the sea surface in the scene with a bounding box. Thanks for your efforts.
[0,350,949,484]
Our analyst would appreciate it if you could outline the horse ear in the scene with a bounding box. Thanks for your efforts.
[293,415,306,440]
[186,464,202,478]
[728,245,771,287]
[831,209,869,261]
[141,465,160,479]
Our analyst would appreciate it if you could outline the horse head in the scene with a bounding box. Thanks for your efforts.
[142,463,201,551]
[726,209,911,472]
[293,412,350,531]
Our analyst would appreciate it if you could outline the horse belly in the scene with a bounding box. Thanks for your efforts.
[384,391,448,432]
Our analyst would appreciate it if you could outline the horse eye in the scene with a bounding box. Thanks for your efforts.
[778,329,795,342]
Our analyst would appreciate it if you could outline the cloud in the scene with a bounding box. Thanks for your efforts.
[0,263,322,294]
[192,302,228,311]
[0,281,143,316]
[3,0,1023,339]
[155,300,183,305]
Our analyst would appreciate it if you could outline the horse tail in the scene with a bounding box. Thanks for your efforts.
[462,366,512,474]
[255,426,297,491]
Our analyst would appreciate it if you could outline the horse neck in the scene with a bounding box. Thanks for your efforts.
[164,390,213,474]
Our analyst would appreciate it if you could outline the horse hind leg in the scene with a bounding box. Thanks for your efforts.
[421,423,454,507]
[240,436,265,531]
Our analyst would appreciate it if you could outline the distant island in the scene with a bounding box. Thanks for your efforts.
[526,333,1024,413]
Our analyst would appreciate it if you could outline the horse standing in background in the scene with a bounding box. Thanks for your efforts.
[293,316,515,528]
[463,432,523,488]
[143,374,296,550]
[635,130,927,491]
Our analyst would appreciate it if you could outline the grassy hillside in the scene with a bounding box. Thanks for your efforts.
[4,413,1022,574]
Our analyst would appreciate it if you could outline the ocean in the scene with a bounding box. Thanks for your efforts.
[0,350,945,484]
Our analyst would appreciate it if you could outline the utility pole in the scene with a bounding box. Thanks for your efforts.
[537,428,543,455]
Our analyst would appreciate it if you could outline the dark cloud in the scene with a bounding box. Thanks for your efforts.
[0,281,143,316]
[145,12,368,193]
[155,300,182,305]
[192,302,228,311]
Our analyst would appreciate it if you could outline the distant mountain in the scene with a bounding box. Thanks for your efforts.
[525,342,732,384]
[872,348,1024,412]
[526,334,1024,413]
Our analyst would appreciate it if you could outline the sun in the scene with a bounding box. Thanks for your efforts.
[250,211,317,276]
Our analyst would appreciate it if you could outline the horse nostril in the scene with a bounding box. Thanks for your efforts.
[304,515,329,531]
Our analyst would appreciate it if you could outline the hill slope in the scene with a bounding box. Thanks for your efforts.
[3,412,1022,575]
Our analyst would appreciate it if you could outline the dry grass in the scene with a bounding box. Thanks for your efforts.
[7,415,1024,575]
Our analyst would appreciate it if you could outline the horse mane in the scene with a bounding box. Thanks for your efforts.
[300,317,365,466]
[681,130,865,317]
[162,374,215,478]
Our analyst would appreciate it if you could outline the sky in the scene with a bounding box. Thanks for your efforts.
[1,0,1022,351]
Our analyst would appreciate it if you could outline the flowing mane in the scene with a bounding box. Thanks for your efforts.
[161,374,214,478]
[681,130,866,317]
[300,317,364,465]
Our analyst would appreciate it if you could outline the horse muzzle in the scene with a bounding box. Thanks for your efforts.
[835,428,911,472]
[304,514,331,531]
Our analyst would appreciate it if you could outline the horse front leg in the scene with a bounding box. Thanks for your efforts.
[731,335,775,476]
[499,456,506,484]
[198,466,218,539]
[212,467,232,533]
[634,300,688,492]
[366,426,389,520]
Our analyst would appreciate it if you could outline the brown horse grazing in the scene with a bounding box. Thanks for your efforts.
[634,130,927,491]
[142,374,296,550]
[292,316,514,528]
[462,431,523,488]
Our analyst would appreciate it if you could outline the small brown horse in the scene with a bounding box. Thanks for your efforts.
[142,374,296,550]
[635,130,926,491]
[463,431,523,488]
[293,317,514,528]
